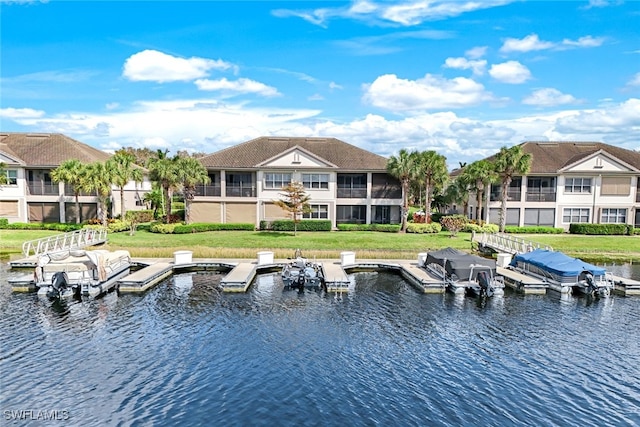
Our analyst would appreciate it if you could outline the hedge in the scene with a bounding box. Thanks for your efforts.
[269,220,332,232]
[173,223,255,233]
[569,223,634,235]
[504,226,564,234]
[337,223,401,232]
[405,223,442,234]
[0,221,82,232]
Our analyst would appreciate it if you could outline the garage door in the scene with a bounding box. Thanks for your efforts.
[226,203,256,223]
[190,202,221,223]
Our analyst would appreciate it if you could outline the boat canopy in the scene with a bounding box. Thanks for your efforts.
[426,247,496,279]
[510,249,606,277]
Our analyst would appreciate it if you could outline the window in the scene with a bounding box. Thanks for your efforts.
[527,177,556,202]
[565,177,591,193]
[337,174,367,198]
[226,173,255,197]
[563,208,590,223]
[303,204,328,219]
[264,173,291,189]
[601,208,626,224]
[3,170,17,185]
[302,173,329,189]
[601,177,630,196]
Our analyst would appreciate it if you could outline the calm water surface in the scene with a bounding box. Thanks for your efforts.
[1,262,639,426]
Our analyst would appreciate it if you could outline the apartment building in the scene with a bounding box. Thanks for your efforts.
[469,141,640,230]
[194,137,403,229]
[0,133,149,223]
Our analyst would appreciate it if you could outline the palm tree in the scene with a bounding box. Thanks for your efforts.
[387,149,418,232]
[443,175,471,216]
[147,150,180,223]
[175,156,210,224]
[51,159,85,223]
[108,151,144,219]
[416,150,448,220]
[143,186,164,218]
[78,161,115,227]
[493,145,532,232]
[461,160,497,223]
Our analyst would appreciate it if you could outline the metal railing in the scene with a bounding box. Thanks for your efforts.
[22,227,108,257]
[472,232,553,255]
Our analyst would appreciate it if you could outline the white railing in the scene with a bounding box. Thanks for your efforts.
[472,232,552,255]
[22,228,108,257]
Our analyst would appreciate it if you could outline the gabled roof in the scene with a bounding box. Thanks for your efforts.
[487,141,640,174]
[0,133,111,167]
[199,136,389,171]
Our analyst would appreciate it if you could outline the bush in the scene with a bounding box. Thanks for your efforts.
[173,223,255,233]
[0,221,82,232]
[149,222,179,234]
[0,218,8,227]
[569,223,633,235]
[504,226,564,234]
[430,213,445,223]
[107,220,132,233]
[270,220,332,232]
[406,223,442,234]
[125,210,154,223]
[463,223,499,233]
[439,215,469,237]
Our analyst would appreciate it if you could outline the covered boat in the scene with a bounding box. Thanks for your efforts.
[281,249,326,291]
[509,249,613,297]
[422,247,504,297]
[34,249,131,299]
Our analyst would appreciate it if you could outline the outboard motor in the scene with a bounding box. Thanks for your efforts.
[584,272,598,297]
[478,271,494,298]
[47,272,70,299]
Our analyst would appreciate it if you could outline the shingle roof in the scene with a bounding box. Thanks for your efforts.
[489,141,640,174]
[0,132,111,167]
[199,137,389,171]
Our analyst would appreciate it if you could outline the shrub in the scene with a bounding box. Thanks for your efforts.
[439,215,469,237]
[125,210,154,223]
[406,223,442,234]
[336,223,401,232]
[149,222,179,234]
[569,223,632,235]
[412,211,426,223]
[463,223,499,233]
[0,218,8,227]
[0,222,82,232]
[107,220,132,233]
[430,213,445,223]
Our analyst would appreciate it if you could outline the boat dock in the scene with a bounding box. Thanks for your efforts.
[7,249,639,296]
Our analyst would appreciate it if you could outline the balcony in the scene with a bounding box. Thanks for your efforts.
[226,185,256,197]
[63,185,95,197]
[526,190,556,202]
[28,182,59,196]
[490,189,522,202]
[337,188,367,199]
[195,184,221,197]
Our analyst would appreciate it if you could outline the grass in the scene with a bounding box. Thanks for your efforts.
[2,229,640,262]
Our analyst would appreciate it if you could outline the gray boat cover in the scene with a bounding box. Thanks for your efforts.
[426,247,496,279]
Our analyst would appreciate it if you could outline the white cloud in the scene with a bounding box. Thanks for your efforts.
[273,0,513,27]
[443,57,487,75]
[329,82,343,90]
[489,61,532,84]
[522,88,578,107]
[362,73,494,111]
[122,50,235,83]
[628,72,640,87]
[308,94,324,101]
[465,46,488,59]
[500,34,555,53]
[500,33,605,53]
[0,107,45,119]
[194,78,280,97]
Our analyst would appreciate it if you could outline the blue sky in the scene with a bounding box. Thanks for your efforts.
[1,0,639,168]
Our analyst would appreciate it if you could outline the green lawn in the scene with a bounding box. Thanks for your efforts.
[2,229,639,262]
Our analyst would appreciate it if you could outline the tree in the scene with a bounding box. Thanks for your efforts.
[78,161,115,227]
[460,160,497,223]
[143,186,164,218]
[0,162,7,186]
[442,175,471,216]
[175,156,210,224]
[147,150,180,223]
[275,181,311,236]
[387,149,418,232]
[440,215,468,237]
[109,151,143,219]
[51,159,85,224]
[493,145,532,232]
[416,150,449,220]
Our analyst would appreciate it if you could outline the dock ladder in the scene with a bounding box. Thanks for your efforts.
[22,227,108,257]
[472,231,553,255]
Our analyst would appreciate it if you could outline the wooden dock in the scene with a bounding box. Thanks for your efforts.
[497,266,548,294]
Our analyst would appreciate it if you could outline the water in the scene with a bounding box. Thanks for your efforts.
[1,263,639,426]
